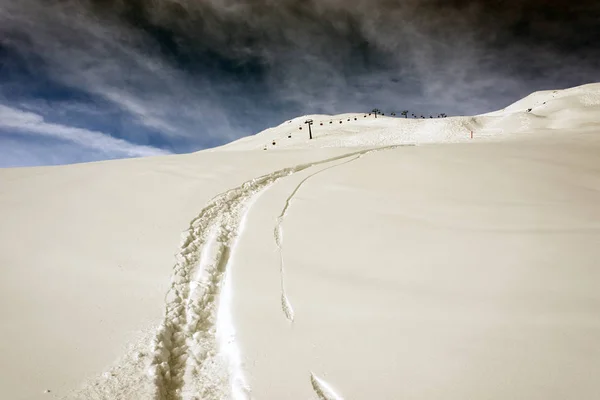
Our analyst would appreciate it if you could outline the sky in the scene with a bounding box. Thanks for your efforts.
[1,0,599,167]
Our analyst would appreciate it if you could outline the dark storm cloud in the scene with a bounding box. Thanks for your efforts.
[95,0,599,109]
[1,0,599,161]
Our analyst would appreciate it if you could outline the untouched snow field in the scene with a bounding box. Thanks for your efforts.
[1,83,600,399]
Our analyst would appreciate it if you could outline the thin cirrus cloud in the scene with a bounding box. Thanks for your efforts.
[1,1,231,134]
[0,104,170,167]
[1,0,240,166]
[0,0,599,167]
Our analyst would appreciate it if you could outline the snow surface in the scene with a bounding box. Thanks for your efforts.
[218,83,600,151]
[1,83,600,399]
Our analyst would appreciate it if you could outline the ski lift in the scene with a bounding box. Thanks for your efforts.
[305,119,314,140]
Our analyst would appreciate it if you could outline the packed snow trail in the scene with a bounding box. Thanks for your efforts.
[274,152,377,323]
[149,146,404,400]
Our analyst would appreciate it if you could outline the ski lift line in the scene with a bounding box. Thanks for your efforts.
[274,112,379,145]
[270,111,447,147]
[287,110,447,130]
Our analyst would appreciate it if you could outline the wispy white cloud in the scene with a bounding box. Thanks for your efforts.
[0,104,170,158]
[0,0,236,146]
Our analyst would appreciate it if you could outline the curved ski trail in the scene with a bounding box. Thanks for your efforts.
[149,147,399,400]
[273,149,396,399]
[274,154,366,323]
[149,149,394,400]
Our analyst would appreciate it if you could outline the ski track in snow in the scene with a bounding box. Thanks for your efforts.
[274,149,393,399]
[149,146,402,400]
[310,372,345,400]
[274,153,371,323]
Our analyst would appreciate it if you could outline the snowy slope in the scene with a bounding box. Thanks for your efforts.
[220,83,600,150]
[1,83,600,400]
